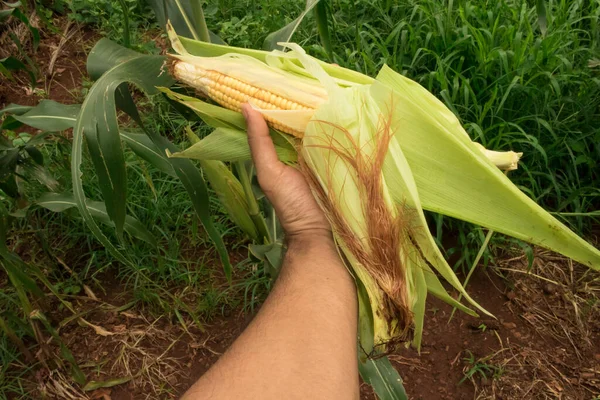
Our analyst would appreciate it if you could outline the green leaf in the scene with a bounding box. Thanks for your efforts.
[200,160,258,240]
[0,103,33,117]
[248,242,284,278]
[169,127,297,163]
[358,355,408,400]
[72,39,170,257]
[0,175,19,198]
[37,193,157,247]
[12,100,80,131]
[356,275,375,358]
[147,0,224,44]
[375,65,600,269]
[0,148,20,179]
[263,0,322,51]
[158,87,246,130]
[11,8,40,51]
[120,131,176,177]
[314,0,333,60]
[180,36,265,59]
[24,146,43,165]
[82,40,232,278]
[0,56,27,77]
[536,0,548,36]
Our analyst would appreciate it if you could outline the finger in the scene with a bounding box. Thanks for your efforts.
[242,104,283,181]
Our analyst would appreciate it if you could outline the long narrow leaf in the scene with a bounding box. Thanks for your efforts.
[358,355,408,400]
[37,193,157,247]
[375,66,600,269]
[71,39,172,265]
[12,100,80,131]
[120,131,177,177]
[263,0,322,51]
[147,0,225,44]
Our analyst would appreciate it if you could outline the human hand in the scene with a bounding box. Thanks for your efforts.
[242,104,331,243]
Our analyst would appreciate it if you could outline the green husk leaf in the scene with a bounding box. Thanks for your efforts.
[168,127,297,163]
[375,65,600,269]
[158,87,246,130]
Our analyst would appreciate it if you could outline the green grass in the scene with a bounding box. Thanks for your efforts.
[0,335,32,400]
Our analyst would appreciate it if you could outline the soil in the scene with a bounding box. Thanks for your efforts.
[0,19,95,109]
[25,248,600,400]
[2,16,599,400]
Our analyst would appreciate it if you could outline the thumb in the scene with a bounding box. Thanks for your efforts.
[243,104,284,186]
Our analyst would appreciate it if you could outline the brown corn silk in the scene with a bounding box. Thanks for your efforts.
[300,109,421,343]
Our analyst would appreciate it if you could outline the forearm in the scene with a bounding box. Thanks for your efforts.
[182,236,359,400]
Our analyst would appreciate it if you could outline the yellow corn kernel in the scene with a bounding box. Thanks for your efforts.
[171,60,324,138]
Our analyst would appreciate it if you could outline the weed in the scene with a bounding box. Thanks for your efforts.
[460,350,504,385]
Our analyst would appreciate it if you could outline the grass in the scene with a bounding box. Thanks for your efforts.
[460,350,504,386]
[1,0,599,396]
[0,335,32,400]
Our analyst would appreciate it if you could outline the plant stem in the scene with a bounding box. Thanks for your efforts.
[235,162,271,243]
[117,0,131,48]
[448,228,495,323]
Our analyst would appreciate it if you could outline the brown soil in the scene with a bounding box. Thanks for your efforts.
[24,247,599,400]
[0,17,95,109]
[2,16,599,400]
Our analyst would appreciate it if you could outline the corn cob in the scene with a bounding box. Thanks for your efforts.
[171,59,327,138]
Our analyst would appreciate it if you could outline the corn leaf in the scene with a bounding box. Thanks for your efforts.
[147,0,225,44]
[1,99,177,178]
[170,127,297,163]
[314,0,332,59]
[263,0,321,51]
[75,39,233,279]
[0,104,34,116]
[375,66,600,269]
[200,160,258,240]
[120,131,176,177]
[159,87,246,130]
[180,36,268,60]
[358,355,408,400]
[86,40,233,279]
[12,100,80,131]
[410,260,427,351]
[37,193,157,247]
[356,275,375,357]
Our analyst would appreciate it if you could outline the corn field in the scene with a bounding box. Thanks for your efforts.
[1,0,599,398]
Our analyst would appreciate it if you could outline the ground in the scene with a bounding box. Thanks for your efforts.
[1,18,599,400]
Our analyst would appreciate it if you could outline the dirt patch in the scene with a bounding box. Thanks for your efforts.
[0,17,97,109]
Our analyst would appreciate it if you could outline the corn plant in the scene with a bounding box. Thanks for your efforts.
[0,107,87,385]
[0,1,41,87]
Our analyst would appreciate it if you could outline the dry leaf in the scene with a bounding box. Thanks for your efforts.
[80,318,114,336]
